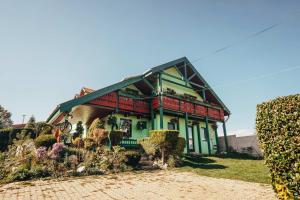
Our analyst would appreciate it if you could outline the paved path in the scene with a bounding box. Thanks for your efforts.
[0,170,275,200]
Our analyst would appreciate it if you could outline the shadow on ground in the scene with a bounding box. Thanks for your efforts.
[182,155,227,170]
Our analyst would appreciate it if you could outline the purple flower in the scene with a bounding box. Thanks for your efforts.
[36,146,47,160]
[49,143,65,160]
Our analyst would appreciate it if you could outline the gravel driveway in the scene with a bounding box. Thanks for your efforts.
[0,170,276,200]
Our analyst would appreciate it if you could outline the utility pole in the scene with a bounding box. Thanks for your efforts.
[22,114,26,124]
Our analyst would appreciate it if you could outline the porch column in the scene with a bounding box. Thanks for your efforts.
[184,112,190,154]
[116,90,120,113]
[222,121,229,152]
[196,123,202,154]
[214,126,219,153]
[177,116,180,131]
[150,101,154,130]
[205,116,211,155]
[158,73,163,129]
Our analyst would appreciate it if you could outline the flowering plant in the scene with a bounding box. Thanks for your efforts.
[49,143,65,160]
[36,146,47,160]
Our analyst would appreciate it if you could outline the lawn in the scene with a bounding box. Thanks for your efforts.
[177,154,270,184]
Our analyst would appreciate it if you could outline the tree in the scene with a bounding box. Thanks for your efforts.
[0,105,13,129]
[20,115,36,138]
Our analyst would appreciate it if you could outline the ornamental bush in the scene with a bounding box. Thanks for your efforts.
[149,130,180,164]
[34,134,56,148]
[256,94,300,199]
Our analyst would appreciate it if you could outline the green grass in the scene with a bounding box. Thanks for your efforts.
[177,154,270,184]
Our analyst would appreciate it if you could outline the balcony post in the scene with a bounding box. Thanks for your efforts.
[222,121,229,152]
[158,73,163,129]
[205,116,211,155]
[184,112,190,154]
[196,123,202,154]
[150,100,154,130]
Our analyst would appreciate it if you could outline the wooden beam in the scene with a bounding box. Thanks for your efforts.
[161,78,194,90]
[142,78,155,90]
[161,71,183,81]
[188,73,197,81]
[190,81,205,89]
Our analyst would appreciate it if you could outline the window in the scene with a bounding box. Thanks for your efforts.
[200,127,208,141]
[168,122,176,130]
[188,126,194,151]
[120,118,132,138]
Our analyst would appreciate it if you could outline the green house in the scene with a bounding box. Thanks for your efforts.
[47,57,230,154]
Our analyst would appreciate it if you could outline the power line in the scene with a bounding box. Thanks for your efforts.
[189,23,279,64]
[214,65,300,89]
[189,9,300,64]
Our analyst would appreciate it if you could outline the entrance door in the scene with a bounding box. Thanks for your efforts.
[188,126,195,152]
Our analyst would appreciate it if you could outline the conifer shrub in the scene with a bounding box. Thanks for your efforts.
[256,94,300,199]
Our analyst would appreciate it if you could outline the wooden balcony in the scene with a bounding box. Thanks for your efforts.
[152,96,225,121]
[88,92,150,114]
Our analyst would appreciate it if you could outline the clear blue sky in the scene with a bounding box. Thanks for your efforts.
[0,1,299,136]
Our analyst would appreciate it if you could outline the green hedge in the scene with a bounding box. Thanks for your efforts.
[0,128,12,151]
[256,94,300,199]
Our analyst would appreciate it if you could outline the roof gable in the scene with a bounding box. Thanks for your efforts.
[47,57,230,122]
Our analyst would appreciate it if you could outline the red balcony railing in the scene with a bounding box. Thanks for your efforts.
[152,96,225,121]
[89,92,150,114]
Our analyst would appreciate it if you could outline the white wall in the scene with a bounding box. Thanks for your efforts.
[218,134,263,157]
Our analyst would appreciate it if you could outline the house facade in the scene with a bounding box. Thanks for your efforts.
[47,57,230,154]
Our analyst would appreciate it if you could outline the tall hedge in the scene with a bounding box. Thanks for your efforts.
[256,94,300,199]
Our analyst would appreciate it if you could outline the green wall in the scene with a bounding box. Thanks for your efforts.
[102,113,150,140]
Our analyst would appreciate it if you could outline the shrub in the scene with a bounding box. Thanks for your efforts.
[174,137,186,156]
[35,122,53,136]
[34,134,56,148]
[49,143,65,160]
[149,130,179,163]
[7,165,33,181]
[92,129,109,146]
[36,146,47,160]
[256,94,300,199]
[139,138,158,156]
[109,130,123,146]
[20,116,36,138]
[72,137,84,148]
[73,121,84,139]
[0,128,12,151]
[124,150,141,167]
[65,147,84,161]
[87,118,104,137]
[84,137,96,150]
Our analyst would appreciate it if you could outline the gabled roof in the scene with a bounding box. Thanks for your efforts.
[47,57,230,122]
